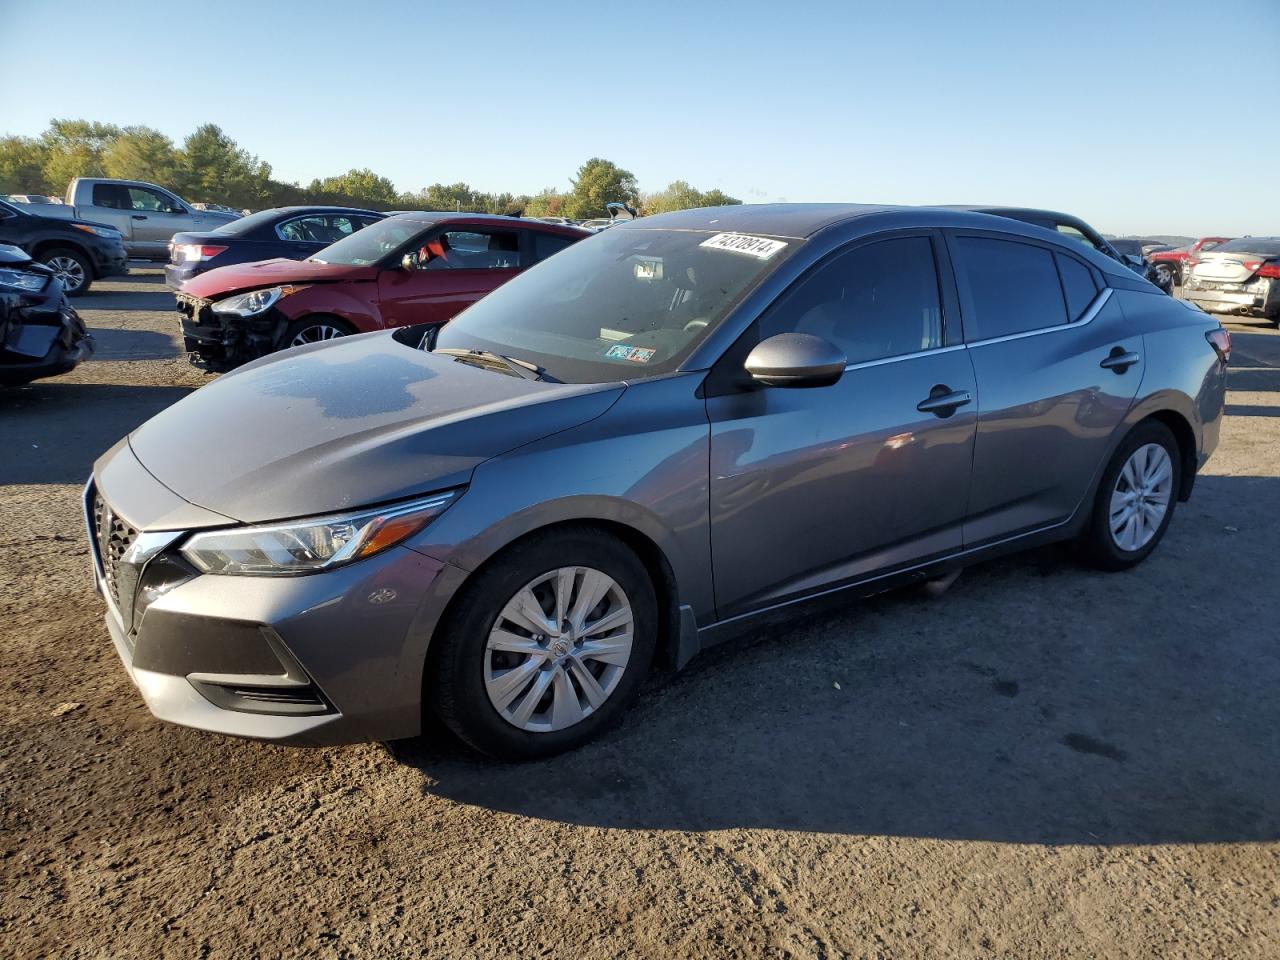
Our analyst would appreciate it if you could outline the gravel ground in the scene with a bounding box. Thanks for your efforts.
[2,270,1278,959]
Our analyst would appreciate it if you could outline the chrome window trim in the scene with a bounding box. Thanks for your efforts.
[844,343,966,372]
[966,287,1113,349]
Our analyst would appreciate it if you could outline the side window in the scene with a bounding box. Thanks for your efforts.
[1055,223,1104,253]
[127,186,178,213]
[422,229,522,270]
[354,216,381,231]
[953,236,1069,340]
[531,232,576,264]
[759,236,943,364]
[279,215,354,244]
[92,184,131,209]
[1056,253,1099,321]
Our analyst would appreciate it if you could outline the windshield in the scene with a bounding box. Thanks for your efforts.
[311,216,428,265]
[434,227,795,383]
[1212,238,1280,256]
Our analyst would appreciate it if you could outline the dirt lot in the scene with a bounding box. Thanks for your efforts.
[2,269,1278,959]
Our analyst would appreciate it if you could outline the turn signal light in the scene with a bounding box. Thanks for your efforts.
[1205,328,1232,363]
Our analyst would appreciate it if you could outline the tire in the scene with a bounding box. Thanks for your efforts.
[280,316,355,350]
[1152,262,1175,290]
[1078,420,1181,571]
[41,248,92,296]
[428,528,658,760]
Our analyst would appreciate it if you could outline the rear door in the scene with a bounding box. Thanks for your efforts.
[121,185,194,256]
[376,225,523,328]
[948,232,1144,545]
[706,232,978,617]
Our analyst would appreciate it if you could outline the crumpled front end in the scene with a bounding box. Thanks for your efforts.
[176,292,286,372]
[0,288,95,386]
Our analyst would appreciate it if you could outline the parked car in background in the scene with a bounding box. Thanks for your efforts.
[956,207,1173,293]
[191,202,243,217]
[175,212,589,370]
[1149,237,1232,288]
[165,206,384,291]
[1183,237,1280,325]
[0,197,128,295]
[62,178,239,260]
[86,204,1227,758]
[1141,242,1175,257]
[0,244,94,385]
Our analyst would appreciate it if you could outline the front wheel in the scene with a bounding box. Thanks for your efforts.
[1079,421,1181,570]
[429,529,657,759]
[1153,262,1175,290]
[41,248,92,296]
[281,316,354,350]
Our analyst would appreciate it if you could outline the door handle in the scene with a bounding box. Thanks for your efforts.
[1100,348,1141,373]
[131,214,147,220]
[916,386,972,418]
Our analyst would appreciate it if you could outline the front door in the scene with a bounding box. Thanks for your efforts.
[945,232,1144,545]
[706,234,978,618]
[376,226,523,328]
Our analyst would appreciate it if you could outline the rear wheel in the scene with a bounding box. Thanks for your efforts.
[41,248,92,295]
[429,529,657,760]
[1079,421,1181,570]
[281,316,355,349]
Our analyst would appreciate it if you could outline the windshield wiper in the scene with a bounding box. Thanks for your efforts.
[434,347,560,383]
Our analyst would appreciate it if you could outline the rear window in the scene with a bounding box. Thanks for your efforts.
[953,237,1069,340]
[1056,253,1099,321]
[1212,238,1280,256]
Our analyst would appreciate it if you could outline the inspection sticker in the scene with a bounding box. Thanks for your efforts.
[604,344,657,363]
[699,232,788,259]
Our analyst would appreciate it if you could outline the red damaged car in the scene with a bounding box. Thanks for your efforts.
[1148,236,1232,289]
[176,213,589,371]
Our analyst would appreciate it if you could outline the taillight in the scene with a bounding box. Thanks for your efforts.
[173,243,228,263]
[1258,262,1280,279]
[1206,327,1231,363]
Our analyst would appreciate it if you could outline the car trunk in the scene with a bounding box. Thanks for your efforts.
[1192,251,1265,283]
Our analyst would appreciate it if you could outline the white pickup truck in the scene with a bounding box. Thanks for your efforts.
[62,178,239,260]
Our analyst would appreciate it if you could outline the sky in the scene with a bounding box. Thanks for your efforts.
[2,0,1277,236]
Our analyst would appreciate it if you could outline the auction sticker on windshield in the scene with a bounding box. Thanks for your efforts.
[700,233,788,259]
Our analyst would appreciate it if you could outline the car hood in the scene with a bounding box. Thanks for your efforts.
[127,332,625,524]
[182,258,376,299]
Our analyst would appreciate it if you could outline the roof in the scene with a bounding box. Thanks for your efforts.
[386,211,590,235]
[627,203,902,238]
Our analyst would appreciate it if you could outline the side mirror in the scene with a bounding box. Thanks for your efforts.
[744,333,846,388]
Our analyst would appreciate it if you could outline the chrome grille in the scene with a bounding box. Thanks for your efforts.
[93,494,137,609]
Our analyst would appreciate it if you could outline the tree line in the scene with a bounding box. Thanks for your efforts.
[0,120,741,219]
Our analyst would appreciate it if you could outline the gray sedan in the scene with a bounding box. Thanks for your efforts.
[86,204,1229,759]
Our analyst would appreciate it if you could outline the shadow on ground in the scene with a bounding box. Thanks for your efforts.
[390,475,1280,846]
[86,326,181,361]
[0,382,194,484]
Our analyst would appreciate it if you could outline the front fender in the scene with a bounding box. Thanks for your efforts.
[276,283,380,335]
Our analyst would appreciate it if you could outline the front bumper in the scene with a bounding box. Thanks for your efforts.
[175,293,287,371]
[85,470,467,746]
[0,295,95,385]
[92,243,129,279]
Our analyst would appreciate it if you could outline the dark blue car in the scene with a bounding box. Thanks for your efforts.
[164,206,384,290]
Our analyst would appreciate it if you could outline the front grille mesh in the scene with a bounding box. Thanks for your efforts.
[93,494,137,608]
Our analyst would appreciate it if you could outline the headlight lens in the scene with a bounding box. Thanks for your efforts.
[211,286,290,317]
[0,268,46,292]
[72,223,122,239]
[180,490,461,576]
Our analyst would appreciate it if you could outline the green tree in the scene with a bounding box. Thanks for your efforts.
[0,136,51,195]
[309,168,400,207]
[522,188,568,218]
[564,158,638,219]
[643,180,741,215]
[102,126,178,185]
[179,123,272,208]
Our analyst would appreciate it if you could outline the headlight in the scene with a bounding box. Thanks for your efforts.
[211,286,291,317]
[180,490,461,576]
[72,223,122,239]
[0,268,47,292]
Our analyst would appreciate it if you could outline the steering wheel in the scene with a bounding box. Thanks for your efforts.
[683,318,709,333]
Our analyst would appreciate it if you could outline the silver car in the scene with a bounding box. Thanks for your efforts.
[1183,237,1280,326]
[86,204,1229,759]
